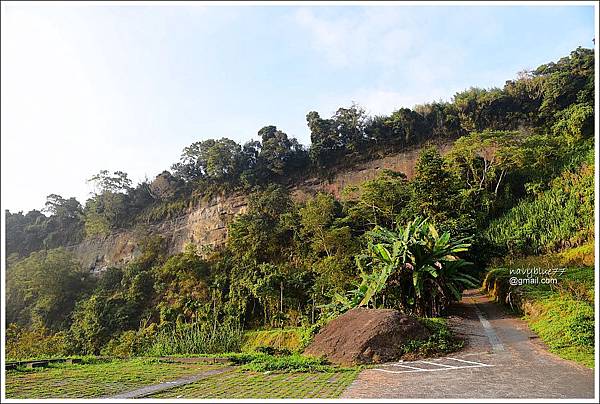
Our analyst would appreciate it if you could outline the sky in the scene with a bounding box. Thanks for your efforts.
[0,3,596,213]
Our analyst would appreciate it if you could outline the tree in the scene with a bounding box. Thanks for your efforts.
[149,171,185,201]
[330,218,477,317]
[307,104,368,169]
[43,194,83,219]
[345,170,411,229]
[257,125,306,178]
[299,193,338,257]
[447,130,524,199]
[171,138,246,184]
[534,47,594,125]
[204,138,245,182]
[227,185,295,264]
[83,170,149,235]
[551,103,594,145]
[83,191,130,236]
[88,170,132,195]
[331,104,368,154]
[307,111,337,170]
[6,248,92,331]
[414,102,461,139]
[408,146,458,222]
[69,293,135,355]
[386,108,428,145]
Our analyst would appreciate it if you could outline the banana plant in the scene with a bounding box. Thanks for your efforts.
[330,217,479,316]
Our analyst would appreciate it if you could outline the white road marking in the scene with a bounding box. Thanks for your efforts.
[372,357,494,374]
[445,357,493,367]
[471,298,505,352]
[388,363,428,370]
[417,360,456,368]
[373,364,492,374]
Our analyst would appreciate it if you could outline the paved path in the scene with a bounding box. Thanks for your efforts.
[104,367,234,399]
[342,290,595,399]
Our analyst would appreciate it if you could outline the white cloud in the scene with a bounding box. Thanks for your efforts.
[358,88,448,116]
[293,7,468,116]
[294,7,417,69]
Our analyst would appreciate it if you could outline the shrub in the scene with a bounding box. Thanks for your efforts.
[100,325,157,358]
[399,318,463,359]
[6,324,71,360]
[228,352,332,372]
[330,217,478,317]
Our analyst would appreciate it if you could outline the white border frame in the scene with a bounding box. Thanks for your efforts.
[1,1,598,403]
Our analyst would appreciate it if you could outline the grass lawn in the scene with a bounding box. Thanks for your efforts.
[4,358,222,399]
[149,369,360,399]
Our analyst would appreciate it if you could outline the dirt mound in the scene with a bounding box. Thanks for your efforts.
[304,308,430,365]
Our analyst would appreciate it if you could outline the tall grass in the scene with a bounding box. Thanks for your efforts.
[241,328,305,353]
[486,163,594,255]
[146,322,244,356]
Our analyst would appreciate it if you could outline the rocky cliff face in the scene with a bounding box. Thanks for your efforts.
[70,141,453,272]
[68,194,249,273]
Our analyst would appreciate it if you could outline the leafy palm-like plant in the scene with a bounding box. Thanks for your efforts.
[331,217,479,316]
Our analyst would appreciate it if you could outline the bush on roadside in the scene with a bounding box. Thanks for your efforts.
[399,317,463,359]
[6,323,71,360]
[228,352,333,372]
[101,324,158,358]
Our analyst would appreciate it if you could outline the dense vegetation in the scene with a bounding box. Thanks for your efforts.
[5,47,595,360]
[486,158,594,255]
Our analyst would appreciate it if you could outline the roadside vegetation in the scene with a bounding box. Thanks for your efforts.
[482,143,595,369]
[4,47,595,381]
[483,245,595,368]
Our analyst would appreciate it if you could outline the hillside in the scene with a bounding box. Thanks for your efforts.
[64,140,454,272]
[4,47,595,362]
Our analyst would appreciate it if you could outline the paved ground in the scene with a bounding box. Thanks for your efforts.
[342,290,595,399]
[104,367,234,399]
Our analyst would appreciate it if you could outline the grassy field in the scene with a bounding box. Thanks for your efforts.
[4,358,221,399]
[5,357,359,399]
[149,369,359,399]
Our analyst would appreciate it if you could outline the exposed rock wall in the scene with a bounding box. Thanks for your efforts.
[68,194,249,272]
[292,141,454,201]
[70,141,453,272]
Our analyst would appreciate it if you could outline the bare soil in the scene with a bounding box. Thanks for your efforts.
[303,307,430,366]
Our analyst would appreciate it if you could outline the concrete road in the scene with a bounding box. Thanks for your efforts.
[342,290,595,399]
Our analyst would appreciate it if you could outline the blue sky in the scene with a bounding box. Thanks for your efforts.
[0,3,596,212]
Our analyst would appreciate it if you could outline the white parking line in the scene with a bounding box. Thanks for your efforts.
[372,364,492,374]
[372,357,494,374]
[446,357,493,366]
[417,360,456,368]
[388,363,429,370]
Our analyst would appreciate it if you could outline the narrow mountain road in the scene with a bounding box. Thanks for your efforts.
[342,289,595,399]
